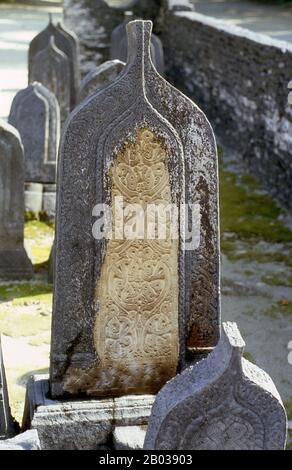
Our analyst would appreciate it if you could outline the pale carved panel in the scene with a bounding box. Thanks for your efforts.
[63,129,179,396]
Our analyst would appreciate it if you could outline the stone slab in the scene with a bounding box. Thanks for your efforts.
[22,374,155,450]
[0,430,40,450]
[113,425,146,450]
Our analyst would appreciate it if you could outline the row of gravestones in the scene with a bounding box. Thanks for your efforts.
[0,15,288,450]
[0,11,164,282]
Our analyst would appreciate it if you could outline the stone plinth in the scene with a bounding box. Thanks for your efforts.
[23,375,154,450]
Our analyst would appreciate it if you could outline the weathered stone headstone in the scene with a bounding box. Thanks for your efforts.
[29,36,70,125]
[144,322,287,450]
[78,59,125,102]
[9,82,60,184]
[0,120,33,280]
[110,15,165,75]
[50,20,219,398]
[28,15,80,109]
[0,335,17,440]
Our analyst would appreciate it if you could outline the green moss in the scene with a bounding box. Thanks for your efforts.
[264,300,292,318]
[24,220,54,240]
[0,283,52,302]
[261,273,292,288]
[219,169,292,244]
[284,399,292,420]
[243,351,256,364]
[286,431,292,451]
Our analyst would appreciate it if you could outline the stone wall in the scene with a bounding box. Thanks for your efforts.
[159,8,292,210]
[64,0,292,210]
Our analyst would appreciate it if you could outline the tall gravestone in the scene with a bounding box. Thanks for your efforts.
[29,37,70,125]
[50,20,219,398]
[145,322,287,450]
[0,121,33,280]
[78,60,125,102]
[0,335,17,440]
[9,82,60,184]
[110,14,165,75]
[28,15,80,109]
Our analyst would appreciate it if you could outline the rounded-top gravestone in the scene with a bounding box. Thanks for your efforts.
[78,59,125,102]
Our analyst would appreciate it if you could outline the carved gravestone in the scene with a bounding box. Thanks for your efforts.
[110,15,164,75]
[0,121,33,280]
[144,322,287,450]
[9,82,60,184]
[50,20,219,398]
[28,15,80,109]
[29,36,70,125]
[0,335,17,440]
[78,60,125,103]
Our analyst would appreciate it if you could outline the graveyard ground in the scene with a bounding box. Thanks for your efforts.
[0,145,291,449]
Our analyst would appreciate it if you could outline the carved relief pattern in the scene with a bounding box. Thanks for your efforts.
[94,129,179,376]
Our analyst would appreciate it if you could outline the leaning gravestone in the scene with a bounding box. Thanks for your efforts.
[144,322,287,450]
[29,36,70,125]
[50,19,219,399]
[78,59,125,102]
[28,15,80,109]
[110,14,165,75]
[0,335,17,440]
[0,121,33,280]
[9,82,60,184]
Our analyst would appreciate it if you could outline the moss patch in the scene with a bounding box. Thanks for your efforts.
[219,170,292,244]
[24,220,54,266]
[264,299,292,318]
[0,283,52,302]
[261,273,292,288]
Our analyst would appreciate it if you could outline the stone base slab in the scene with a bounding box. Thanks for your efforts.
[22,374,154,450]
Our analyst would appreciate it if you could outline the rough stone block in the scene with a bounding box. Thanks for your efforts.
[23,375,154,450]
[0,430,40,450]
[144,322,287,450]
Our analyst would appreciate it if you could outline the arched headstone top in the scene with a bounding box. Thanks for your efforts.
[78,59,125,102]
[51,20,219,398]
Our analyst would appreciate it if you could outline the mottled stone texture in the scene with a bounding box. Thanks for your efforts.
[23,375,154,450]
[0,121,33,280]
[78,60,125,102]
[110,17,165,75]
[28,16,80,109]
[9,83,60,183]
[0,430,40,450]
[64,0,124,76]
[145,322,287,450]
[159,9,292,210]
[30,37,70,125]
[0,335,17,439]
[51,20,219,398]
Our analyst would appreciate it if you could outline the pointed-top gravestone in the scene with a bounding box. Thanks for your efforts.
[0,121,33,280]
[78,59,125,103]
[50,20,219,398]
[9,82,60,183]
[110,14,164,75]
[0,335,18,440]
[28,14,80,109]
[29,36,70,125]
[144,322,287,450]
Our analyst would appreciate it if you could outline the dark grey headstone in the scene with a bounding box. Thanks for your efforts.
[9,82,60,184]
[0,335,17,440]
[110,15,165,75]
[78,59,125,103]
[29,37,70,125]
[0,121,33,280]
[28,15,80,109]
[51,20,219,398]
[144,322,287,450]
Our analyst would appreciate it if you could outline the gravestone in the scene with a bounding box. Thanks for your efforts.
[28,15,80,109]
[0,335,17,440]
[110,14,165,75]
[9,82,60,184]
[144,322,287,450]
[78,60,125,102]
[50,19,219,399]
[0,120,33,280]
[29,37,70,125]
